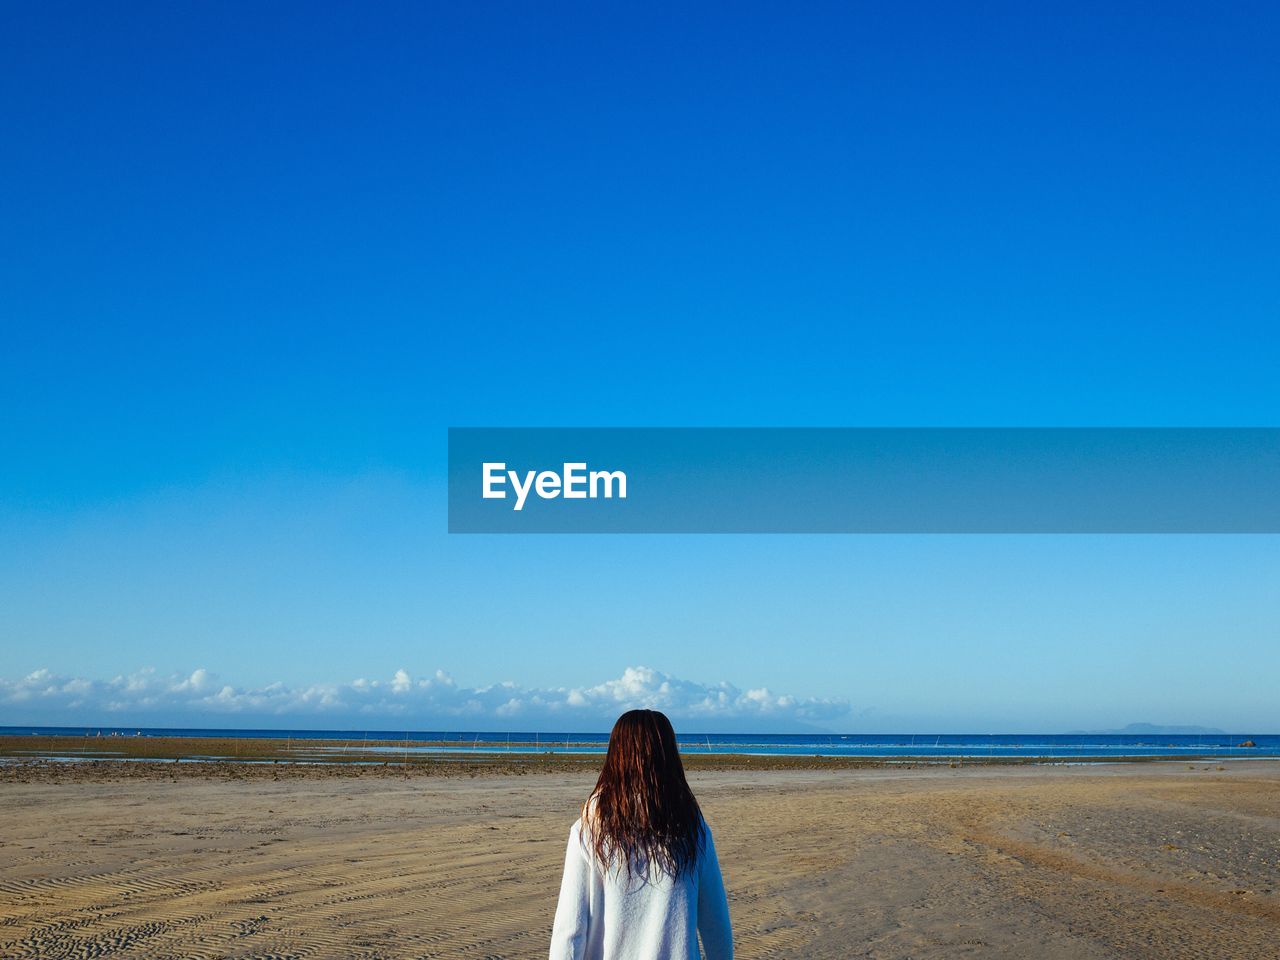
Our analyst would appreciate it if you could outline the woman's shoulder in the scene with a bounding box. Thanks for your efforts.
[565,807,600,867]
[569,797,598,840]
[575,795,600,830]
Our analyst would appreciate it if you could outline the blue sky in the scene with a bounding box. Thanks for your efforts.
[2,1,1278,731]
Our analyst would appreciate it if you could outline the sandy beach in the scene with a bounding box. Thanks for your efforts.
[1,760,1276,959]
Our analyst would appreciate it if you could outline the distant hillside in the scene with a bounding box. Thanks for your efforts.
[1069,722,1227,736]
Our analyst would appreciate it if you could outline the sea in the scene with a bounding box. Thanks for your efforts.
[4,727,1278,761]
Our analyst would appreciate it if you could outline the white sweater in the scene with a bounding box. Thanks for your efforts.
[549,817,733,960]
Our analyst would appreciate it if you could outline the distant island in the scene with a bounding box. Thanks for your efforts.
[1068,722,1227,736]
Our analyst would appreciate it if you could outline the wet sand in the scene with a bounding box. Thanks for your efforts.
[1,761,1276,958]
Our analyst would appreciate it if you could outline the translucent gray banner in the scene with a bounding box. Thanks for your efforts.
[447,428,1280,533]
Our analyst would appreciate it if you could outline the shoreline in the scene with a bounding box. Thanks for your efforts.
[1,734,1271,774]
[2,755,1272,787]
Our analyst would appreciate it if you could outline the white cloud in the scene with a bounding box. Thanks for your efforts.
[0,665,851,730]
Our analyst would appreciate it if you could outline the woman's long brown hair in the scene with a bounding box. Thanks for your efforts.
[585,709,703,878]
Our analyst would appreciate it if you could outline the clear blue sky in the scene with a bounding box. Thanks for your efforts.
[2,1,1277,731]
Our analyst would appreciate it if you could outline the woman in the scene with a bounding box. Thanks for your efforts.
[550,710,733,960]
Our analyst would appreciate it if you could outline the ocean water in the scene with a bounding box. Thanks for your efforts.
[3,727,1277,760]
